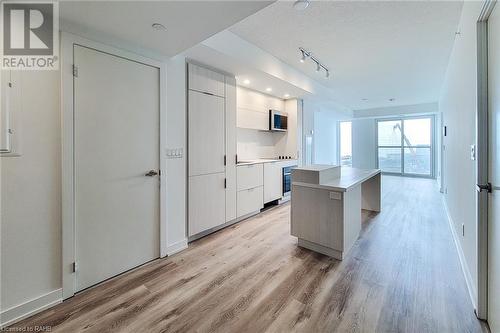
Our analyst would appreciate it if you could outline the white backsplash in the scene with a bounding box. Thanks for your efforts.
[237,128,280,160]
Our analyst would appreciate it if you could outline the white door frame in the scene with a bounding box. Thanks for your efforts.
[477,0,497,320]
[61,32,168,299]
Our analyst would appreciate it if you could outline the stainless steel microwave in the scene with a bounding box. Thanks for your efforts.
[269,110,288,132]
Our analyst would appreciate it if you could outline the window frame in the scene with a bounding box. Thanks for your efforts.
[338,120,353,167]
[375,115,435,178]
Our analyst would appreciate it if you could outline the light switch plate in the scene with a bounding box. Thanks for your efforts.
[470,144,476,161]
[166,148,183,159]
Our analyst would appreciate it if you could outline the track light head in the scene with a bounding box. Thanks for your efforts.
[325,70,330,79]
[300,51,306,63]
[316,62,321,72]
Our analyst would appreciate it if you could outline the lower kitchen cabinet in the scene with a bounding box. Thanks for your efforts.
[264,162,283,203]
[237,186,264,218]
[188,173,226,237]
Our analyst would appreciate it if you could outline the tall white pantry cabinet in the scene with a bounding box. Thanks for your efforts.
[187,63,237,238]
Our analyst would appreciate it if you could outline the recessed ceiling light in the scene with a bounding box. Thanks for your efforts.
[152,23,167,31]
[266,87,272,92]
[293,0,310,10]
[389,98,396,102]
[243,79,250,85]
[284,93,290,98]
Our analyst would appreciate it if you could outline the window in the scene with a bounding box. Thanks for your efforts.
[339,121,352,166]
[377,116,433,177]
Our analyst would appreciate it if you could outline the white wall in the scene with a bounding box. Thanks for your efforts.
[303,100,351,165]
[165,55,187,252]
[353,102,438,118]
[277,98,300,158]
[439,1,483,307]
[352,119,377,169]
[1,71,62,311]
[313,111,339,165]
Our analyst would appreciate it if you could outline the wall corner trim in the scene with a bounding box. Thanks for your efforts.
[166,239,188,256]
[442,197,478,310]
[0,289,62,328]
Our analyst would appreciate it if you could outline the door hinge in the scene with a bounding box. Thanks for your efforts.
[224,178,227,189]
[72,262,78,273]
[72,65,78,77]
[224,155,226,166]
[8,82,12,88]
[476,182,492,193]
[235,154,238,164]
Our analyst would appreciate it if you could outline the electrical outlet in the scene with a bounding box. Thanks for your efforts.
[329,192,341,200]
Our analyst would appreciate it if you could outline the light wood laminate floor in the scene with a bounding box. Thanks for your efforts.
[11,176,487,332]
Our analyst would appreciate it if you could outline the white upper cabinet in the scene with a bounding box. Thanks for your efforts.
[236,87,285,131]
[237,107,269,131]
[188,90,225,177]
[188,63,225,97]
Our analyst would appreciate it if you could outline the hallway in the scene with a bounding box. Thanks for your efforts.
[11,176,487,332]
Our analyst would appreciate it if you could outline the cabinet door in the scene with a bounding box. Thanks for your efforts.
[237,107,269,131]
[237,186,264,218]
[188,90,225,176]
[188,63,225,97]
[225,76,237,222]
[264,162,283,203]
[189,173,226,236]
[237,164,264,191]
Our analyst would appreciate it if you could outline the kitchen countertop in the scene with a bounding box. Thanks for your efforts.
[236,159,297,166]
[292,166,381,192]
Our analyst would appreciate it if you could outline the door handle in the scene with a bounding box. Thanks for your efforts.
[476,183,492,193]
[145,170,159,177]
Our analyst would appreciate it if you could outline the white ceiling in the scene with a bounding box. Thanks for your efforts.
[230,0,463,110]
[60,1,273,59]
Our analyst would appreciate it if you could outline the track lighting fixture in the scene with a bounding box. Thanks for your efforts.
[298,47,330,79]
[300,50,306,63]
[293,0,310,11]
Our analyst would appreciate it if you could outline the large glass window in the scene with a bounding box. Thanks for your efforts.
[339,121,352,166]
[377,117,433,177]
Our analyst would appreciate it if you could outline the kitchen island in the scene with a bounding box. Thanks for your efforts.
[291,165,381,260]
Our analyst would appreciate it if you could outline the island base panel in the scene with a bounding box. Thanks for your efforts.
[298,238,344,260]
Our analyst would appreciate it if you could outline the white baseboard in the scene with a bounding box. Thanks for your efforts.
[442,197,478,310]
[165,239,188,256]
[0,289,62,328]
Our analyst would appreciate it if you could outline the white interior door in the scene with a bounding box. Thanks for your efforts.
[488,5,500,331]
[74,45,160,291]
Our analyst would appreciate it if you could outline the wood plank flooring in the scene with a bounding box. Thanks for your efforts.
[10,176,488,332]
